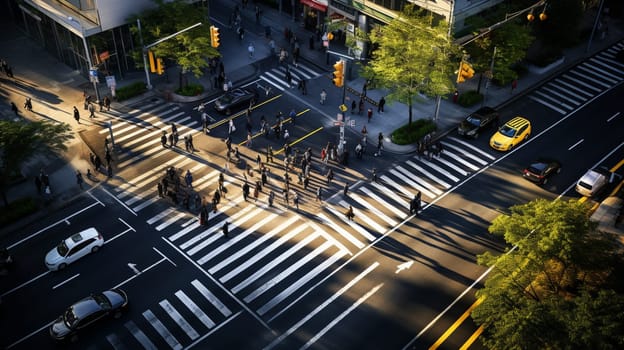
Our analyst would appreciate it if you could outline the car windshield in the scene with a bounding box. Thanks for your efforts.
[498,125,516,137]
[63,308,78,328]
[528,163,547,173]
[92,293,112,310]
[465,115,482,127]
[56,240,69,256]
[219,94,234,103]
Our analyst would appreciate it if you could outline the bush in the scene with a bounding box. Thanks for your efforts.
[458,90,483,107]
[0,197,39,226]
[391,119,437,145]
[115,82,147,101]
[176,83,204,96]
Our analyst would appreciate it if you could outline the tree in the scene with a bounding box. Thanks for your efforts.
[473,199,624,349]
[0,120,73,206]
[129,0,218,89]
[362,5,459,127]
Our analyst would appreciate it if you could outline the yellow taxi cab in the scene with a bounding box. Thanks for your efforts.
[489,116,531,151]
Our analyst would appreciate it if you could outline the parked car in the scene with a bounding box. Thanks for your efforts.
[214,88,256,115]
[489,116,531,151]
[49,288,128,342]
[457,106,499,139]
[45,228,104,271]
[522,159,561,185]
[575,166,617,197]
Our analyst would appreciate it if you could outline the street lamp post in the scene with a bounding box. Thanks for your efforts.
[137,19,152,90]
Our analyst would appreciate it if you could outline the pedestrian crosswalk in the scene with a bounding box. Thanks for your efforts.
[529,41,624,114]
[258,62,325,91]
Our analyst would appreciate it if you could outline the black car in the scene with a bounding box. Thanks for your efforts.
[457,106,500,139]
[522,159,561,185]
[214,88,256,115]
[50,289,128,342]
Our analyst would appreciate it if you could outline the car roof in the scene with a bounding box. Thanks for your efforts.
[505,116,530,128]
[71,296,103,319]
[474,106,497,115]
[67,228,100,247]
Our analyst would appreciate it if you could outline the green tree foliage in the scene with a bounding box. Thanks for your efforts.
[0,120,73,206]
[129,0,218,87]
[473,199,624,349]
[362,5,459,126]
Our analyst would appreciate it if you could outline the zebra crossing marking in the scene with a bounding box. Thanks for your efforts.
[337,199,386,234]
[105,333,125,350]
[170,196,244,244]
[554,78,593,98]
[359,187,405,218]
[98,103,175,134]
[578,63,619,84]
[327,203,377,241]
[541,85,582,106]
[116,154,186,192]
[370,182,409,209]
[529,94,568,114]
[191,279,232,317]
[394,166,440,197]
[155,212,187,231]
[316,213,365,249]
[405,160,451,189]
[567,71,607,90]
[147,207,176,225]
[142,309,182,350]
[174,290,216,329]
[159,299,200,340]
[439,142,489,166]
[124,320,157,350]
[350,193,398,226]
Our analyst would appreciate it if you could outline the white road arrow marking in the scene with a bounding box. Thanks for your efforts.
[128,263,141,275]
[395,260,414,274]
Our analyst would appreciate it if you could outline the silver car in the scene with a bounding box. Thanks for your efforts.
[45,228,104,271]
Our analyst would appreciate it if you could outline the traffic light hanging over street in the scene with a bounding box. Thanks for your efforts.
[156,58,165,75]
[332,59,345,87]
[210,26,220,48]
[456,61,475,83]
[148,50,156,73]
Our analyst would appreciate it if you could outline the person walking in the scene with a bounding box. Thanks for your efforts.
[157,182,163,197]
[326,168,334,184]
[285,69,293,88]
[75,170,84,190]
[378,96,386,113]
[371,168,377,183]
[268,190,275,207]
[346,205,354,221]
[185,170,193,188]
[248,42,255,58]
[266,146,273,163]
[228,119,236,134]
[161,132,167,147]
[222,221,230,237]
[320,89,327,105]
[358,98,364,115]
[351,100,356,114]
[343,182,349,196]
[242,182,250,201]
[24,97,32,111]
[316,186,322,202]
[104,96,111,111]
[73,106,80,124]
[367,108,373,123]
[293,192,299,211]
[88,102,95,118]
[253,183,259,201]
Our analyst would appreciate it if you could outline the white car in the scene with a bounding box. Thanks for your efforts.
[45,228,104,271]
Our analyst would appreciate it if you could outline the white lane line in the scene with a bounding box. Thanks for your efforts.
[359,186,405,218]
[440,142,489,166]
[219,224,309,284]
[579,63,619,84]
[143,309,182,350]
[432,156,469,177]
[568,139,584,151]
[607,112,621,122]
[317,213,365,249]
[447,137,496,160]
[147,207,176,225]
[295,63,321,77]
[264,71,291,89]
[191,279,232,317]
[260,75,285,91]
[588,57,624,78]
[155,212,187,231]
[565,72,603,92]
[532,90,574,111]
[181,217,197,227]
[350,193,398,226]
[370,181,410,209]
[440,150,485,171]
[208,216,299,274]
[117,111,185,149]
[133,195,160,212]
[257,249,347,316]
[105,333,126,350]
[52,273,80,290]
[188,206,262,257]
[231,232,320,294]
[175,290,216,329]
[381,174,413,198]
[572,66,613,87]
[405,160,451,189]
[263,262,379,349]
[391,168,436,198]
[528,95,568,114]
[159,299,200,340]
[244,241,334,303]
[395,166,440,197]
[300,283,383,350]
[125,320,158,350]
[554,78,593,98]
[196,211,276,265]
[541,85,582,105]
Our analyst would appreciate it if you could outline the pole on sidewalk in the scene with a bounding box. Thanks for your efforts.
[586,0,605,53]
[137,19,153,90]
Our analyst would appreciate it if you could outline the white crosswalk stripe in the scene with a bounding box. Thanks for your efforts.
[529,41,624,114]
[258,62,325,91]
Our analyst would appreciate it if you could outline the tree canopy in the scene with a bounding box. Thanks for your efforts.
[0,120,73,206]
[473,199,624,349]
[362,5,459,126]
[129,0,218,82]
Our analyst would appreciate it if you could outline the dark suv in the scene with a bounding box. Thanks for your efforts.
[457,106,499,139]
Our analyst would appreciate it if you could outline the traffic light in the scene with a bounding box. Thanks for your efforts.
[456,61,475,83]
[210,25,220,48]
[148,50,156,73]
[156,58,165,75]
[332,60,345,87]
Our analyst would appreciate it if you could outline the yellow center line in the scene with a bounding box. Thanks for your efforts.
[429,297,484,350]
[274,126,324,155]
[459,325,485,350]
[236,109,311,146]
[209,94,283,129]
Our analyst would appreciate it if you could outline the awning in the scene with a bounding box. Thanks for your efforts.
[301,0,328,12]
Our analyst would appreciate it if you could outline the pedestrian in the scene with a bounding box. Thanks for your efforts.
[367,108,373,123]
[283,189,289,206]
[88,102,95,118]
[326,168,334,184]
[293,192,299,211]
[184,136,190,152]
[253,183,259,201]
[261,167,268,185]
[351,99,356,114]
[358,98,364,115]
[266,146,273,163]
[173,132,179,147]
[73,106,80,124]
[346,205,354,221]
[453,90,459,103]
[222,221,229,237]
[320,89,327,105]
[362,80,369,97]
[94,155,102,172]
[371,168,377,183]
[161,132,167,147]
[435,141,443,157]
[268,190,275,207]
[283,129,290,142]
[242,182,250,201]
[98,98,104,112]
[229,119,236,134]
[511,79,518,94]
[107,164,113,178]
[24,97,32,111]
[104,96,111,111]
[75,170,84,189]
[248,42,255,58]
[162,178,169,196]
[355,143,363,159]
[343,182,349,196]
[301,79,307,95]
[316,186,322,202]
[157,182,163,197]
[10,102,18,116]
[34,176,42,194]
[378,96,386,113]
[188,134,195,152]
[285,69,293,88]
[185,170,193,188]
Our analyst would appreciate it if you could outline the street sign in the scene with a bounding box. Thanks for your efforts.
[105,75,116,88]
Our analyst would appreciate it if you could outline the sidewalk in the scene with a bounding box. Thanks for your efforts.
[1,3,623,237]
